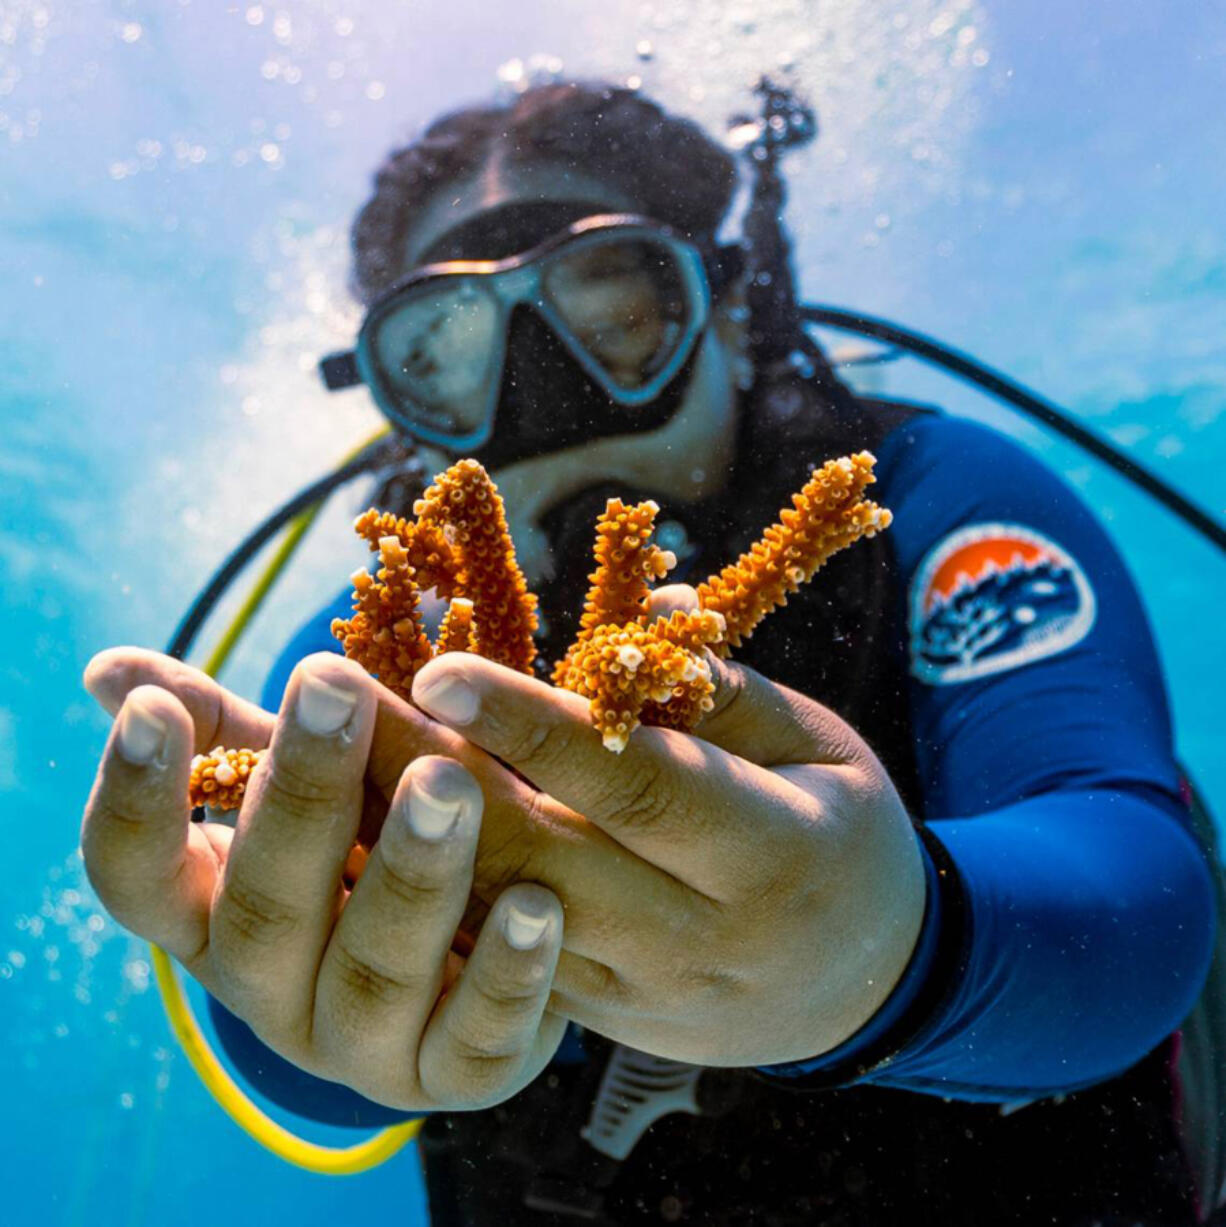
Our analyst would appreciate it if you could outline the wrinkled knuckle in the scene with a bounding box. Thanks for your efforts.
[374,851,450,909]
[477,812,545,896]
[499,719,574,774]
[215,878,302,949]
[472,958,545,1018]
[446,1024,524,1074]
[330,938,421,1006]
[263,754,343,815]
[578,960,627,1010]
[605,764,673,831]
[679,961,749,1004]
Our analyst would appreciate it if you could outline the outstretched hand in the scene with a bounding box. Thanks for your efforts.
[83,583,925,1080]
[81,651,566,1112]
[406,584,927,1066]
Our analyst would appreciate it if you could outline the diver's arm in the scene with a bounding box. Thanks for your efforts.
[755,415,1216,1100]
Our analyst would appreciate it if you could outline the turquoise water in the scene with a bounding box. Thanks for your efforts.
[2,3,1223,1223]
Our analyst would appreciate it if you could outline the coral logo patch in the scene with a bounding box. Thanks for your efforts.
[909,523,1096,684]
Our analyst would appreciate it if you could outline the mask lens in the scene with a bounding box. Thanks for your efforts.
[369,279,500,434]
[542,236,690,390]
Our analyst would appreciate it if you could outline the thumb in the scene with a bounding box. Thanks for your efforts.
[644,583,702,620]
[694,654,865,768]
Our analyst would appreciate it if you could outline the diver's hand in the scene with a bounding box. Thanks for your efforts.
[408,589,927,1067]
[81,650,566,1112]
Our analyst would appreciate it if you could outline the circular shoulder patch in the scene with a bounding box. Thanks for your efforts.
[909,522,1097,685]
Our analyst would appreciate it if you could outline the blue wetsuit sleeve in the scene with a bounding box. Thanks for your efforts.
[756,415,1216,1101]
[208,587,424,1126]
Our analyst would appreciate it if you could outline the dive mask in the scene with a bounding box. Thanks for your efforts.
[320,213,742,456]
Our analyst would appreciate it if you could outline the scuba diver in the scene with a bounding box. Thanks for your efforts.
[80,80,1224,1224]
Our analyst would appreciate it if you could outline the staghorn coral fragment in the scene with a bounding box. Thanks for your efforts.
[436,597,476,655]
[414,459,538,673]
[189,448,890,820]
[352,509,463,597]
[696,451,892,656]
[331,533,434,701]
[189,746,264,811]
[556,615,722,752]
[552,453,890,746]
[552,497,676,686]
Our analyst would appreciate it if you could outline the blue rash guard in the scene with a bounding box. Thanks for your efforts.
[211,412,1216,1121]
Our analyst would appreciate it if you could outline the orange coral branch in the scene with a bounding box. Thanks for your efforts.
[436,597,475,655]
[552,498,676,686]
[557,621,712,751]
[189,746,264,811]
[696,451,892,656]
[331,534,434,701]
[414,459,538,674]
[352,509,463,598]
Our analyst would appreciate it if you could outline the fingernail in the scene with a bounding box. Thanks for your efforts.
[116,694,167,767]
[414,672,479,725]
[504,902,550,950]
[296,670,357,737]
[406,777,463,841]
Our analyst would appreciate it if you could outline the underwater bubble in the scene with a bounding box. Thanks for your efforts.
[245,6,264,26]
[122,958,150,992]
[119,23,142,44]
[496,57,526,90]
[725,120,761,150]
[119,1092,134,1109]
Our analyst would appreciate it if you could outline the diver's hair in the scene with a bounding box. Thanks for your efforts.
[351,81,738,304]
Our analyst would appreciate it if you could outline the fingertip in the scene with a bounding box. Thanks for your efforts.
[498,883,563,951]
[399,754,484,826]
[83,647,135,712]
[115,685,194,766]
[647,583,701,620]
[286,652,374,740]
[291,651,372,698]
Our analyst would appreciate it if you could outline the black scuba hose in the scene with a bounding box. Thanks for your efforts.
[802,304,1226,557]
[166,435,400,660]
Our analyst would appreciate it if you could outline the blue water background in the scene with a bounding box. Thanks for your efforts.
[1,2,1223,1223]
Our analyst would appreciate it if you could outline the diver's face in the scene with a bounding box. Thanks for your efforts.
[394,158,743,514]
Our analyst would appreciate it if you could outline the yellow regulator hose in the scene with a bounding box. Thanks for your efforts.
[152,428,423,1174]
